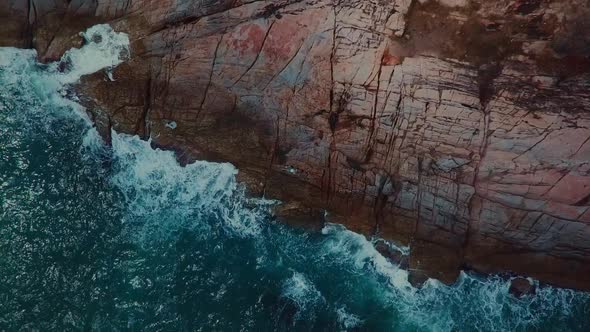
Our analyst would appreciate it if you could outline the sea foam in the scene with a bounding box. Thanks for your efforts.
[109,133,270,242]
[52,24,130,85]
[317,223,587,331]
[281,271,325,320]
[0,24,129,125]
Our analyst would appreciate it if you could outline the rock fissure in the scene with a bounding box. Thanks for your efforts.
[3,0,590,290]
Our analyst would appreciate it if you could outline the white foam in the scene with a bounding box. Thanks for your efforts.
[2,23,587,332]
[1,24,271,243]
[372,237,410,256]
[0,24,129,125]
[336,306,363,329]
[80,127,107,155]
[109,133,271,241]
[318,223,588,331]
[52,24,130,85]
[320,223,414,294]
[281,271,324,319]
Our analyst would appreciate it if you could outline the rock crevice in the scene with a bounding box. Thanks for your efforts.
[2,0,590,290]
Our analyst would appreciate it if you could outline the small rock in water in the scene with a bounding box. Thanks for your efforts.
[373,240,409,269]
[57,57,73,73]
[92,33,103,44]
[509,277,536,298]
[165,121,177,129]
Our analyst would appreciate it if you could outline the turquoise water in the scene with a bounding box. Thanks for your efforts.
[0,25,589,331]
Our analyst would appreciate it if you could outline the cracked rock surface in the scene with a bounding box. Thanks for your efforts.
[3,0,590,290]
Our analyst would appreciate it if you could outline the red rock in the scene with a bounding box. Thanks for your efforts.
[3,0,590,290]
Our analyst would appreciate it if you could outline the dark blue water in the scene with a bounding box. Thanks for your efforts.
[1,25,589,331]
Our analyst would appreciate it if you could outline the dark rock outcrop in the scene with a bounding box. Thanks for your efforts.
[509,277,536,298]
[374,240,409,269]
[3,0,590,290]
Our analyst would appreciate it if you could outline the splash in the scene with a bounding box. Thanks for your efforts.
[336,306,363,329]
[281,271,324,320]
[52,24,130,85]
[321,223,414,294]
[110,133,270,242]
[317,224,588,331]
[0,24,128,123]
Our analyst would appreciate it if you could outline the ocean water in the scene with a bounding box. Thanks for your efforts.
[0,24,589,331]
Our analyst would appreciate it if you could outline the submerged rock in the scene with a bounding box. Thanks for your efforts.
[509,277,537,298]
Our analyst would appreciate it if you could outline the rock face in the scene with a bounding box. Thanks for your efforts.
[2,0,590,290]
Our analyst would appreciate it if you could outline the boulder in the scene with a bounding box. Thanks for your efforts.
[509,277,537,298]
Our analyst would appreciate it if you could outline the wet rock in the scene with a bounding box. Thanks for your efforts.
[408,271,430,288]
[272,202,325,232]
[409,241,462,287]
[57,57,73,73]
[509,277,536,298]
[373,240,409,269]
[91,33,103,44]
[513,0,542,15]
[39,32,84,63]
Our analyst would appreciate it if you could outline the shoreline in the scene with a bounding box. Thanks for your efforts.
[3,0,590,292]
[85,118,590,293]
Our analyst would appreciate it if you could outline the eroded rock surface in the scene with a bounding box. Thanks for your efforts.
[3,0,590,290]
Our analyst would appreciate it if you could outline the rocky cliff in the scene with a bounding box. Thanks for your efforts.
[2,0,590,290]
